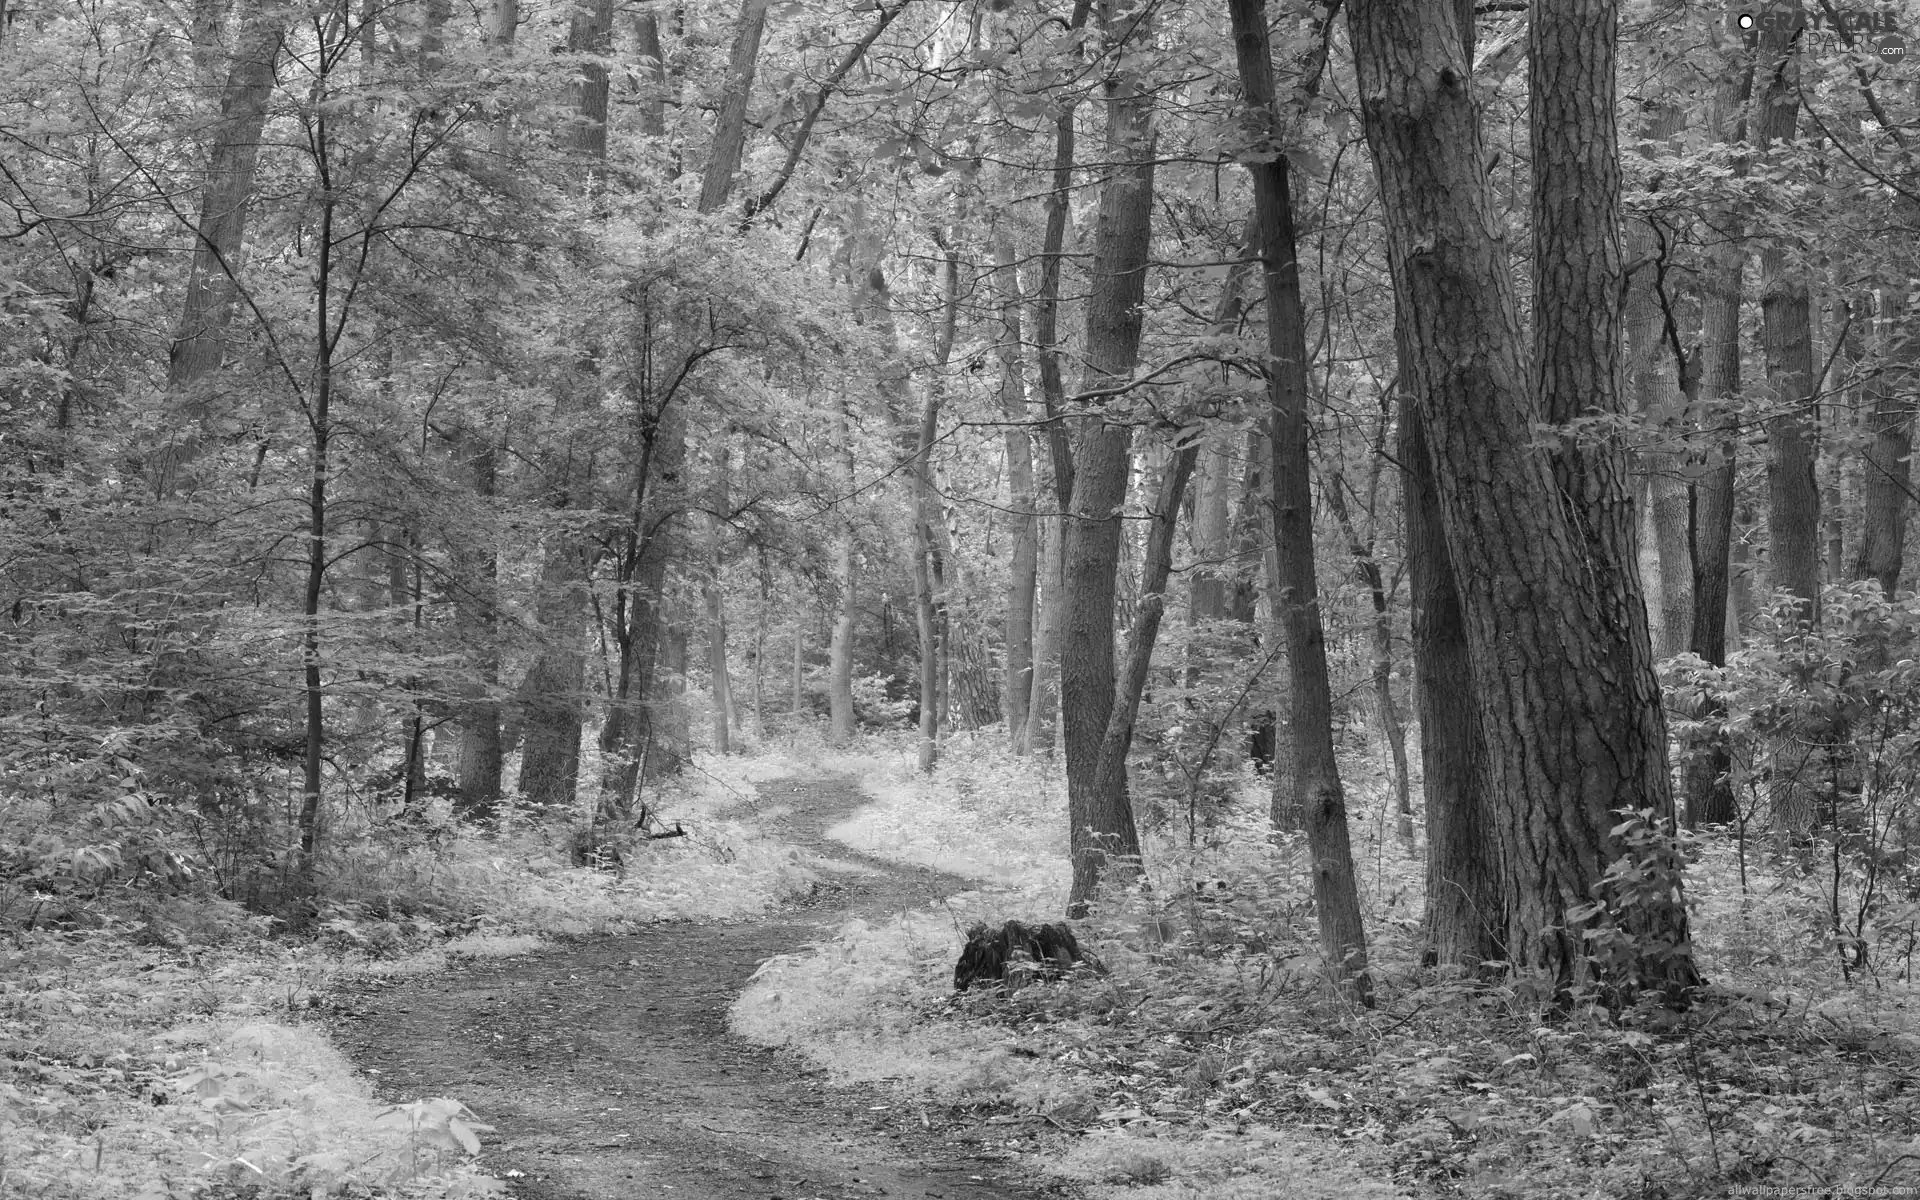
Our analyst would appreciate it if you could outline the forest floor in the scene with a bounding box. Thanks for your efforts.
[323,772,1079,1200]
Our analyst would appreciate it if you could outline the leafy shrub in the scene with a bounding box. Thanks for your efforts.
[1667,583,1920,978]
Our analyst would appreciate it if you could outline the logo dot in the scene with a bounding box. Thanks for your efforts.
[1738,13,1755,29]
[1879,32,1908,61]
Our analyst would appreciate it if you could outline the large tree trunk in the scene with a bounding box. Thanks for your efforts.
[1061,0,1155,917]
[1348,0,1697,993]
[1404,398,1503,968]
[1854,290,1914,597]
[1229,0,1371,1005]
[1757,53,1821,618]
[994,231,1039,749]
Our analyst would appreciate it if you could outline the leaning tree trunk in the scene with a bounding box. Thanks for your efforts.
[697,0,772,214]
[1061,0,1155,917]
[1090,446,1199,840]
[1349,0,1697,994]
[155,13,279,493]
[1229,0,1372,1005]
[1403,393,1503,968]
[1382,0,1499,954]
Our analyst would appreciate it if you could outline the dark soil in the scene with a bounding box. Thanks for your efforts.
[325,773,1080,1200]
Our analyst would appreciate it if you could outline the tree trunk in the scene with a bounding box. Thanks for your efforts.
[1024,510,1063,756]
[452,427,504,820]
[706,575,732,754]
[1230,0,1371,1004]
[1324,453,1411,847]
[994,231,1038,749]
[697,0,772,214]
[828,392,859,745]
[1757,52,1821,618]
[1349,0,1697,993]
[1621,105,1693,659]
[1681,53,1747,830]
[1062,0,1155,916]
[910,246,960,772]
[156,13,279,492]
[1021,0,1091,763]
[651,606,692,777]
[1854,289,1914,597]
[1403,395,1503,968]
[516,0,614,810]
[792,621,805,717]
[297,187,338,881]
[451,0,517,822]
[1091,445,1198,841]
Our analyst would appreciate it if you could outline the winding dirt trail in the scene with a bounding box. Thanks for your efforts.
[326,773,1077,1200]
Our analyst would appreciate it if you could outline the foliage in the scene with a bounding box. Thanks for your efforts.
[734,739,1920,1199]
[1667,584,1920,979]
[0,927,502,1199]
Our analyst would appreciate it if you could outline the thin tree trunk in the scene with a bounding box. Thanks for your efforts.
[1022,0,1091,763]
[1324,453,1411,847]
[994,231,1038,749]
[1855,289,1914,597]
[910,247,960,771]
[1024,510,1063,756]
[1683,61,1746,829]
[1091,446,1199,826]
[296,184,338,880]
[828,393,858,745]
[1621,106,1694,658]
[1230,0,1371,1004]
[706,576,732,754]
[792,621,805,717]
[1062,0,1155,916]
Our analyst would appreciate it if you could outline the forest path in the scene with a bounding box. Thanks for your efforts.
[326,772,1075,1200]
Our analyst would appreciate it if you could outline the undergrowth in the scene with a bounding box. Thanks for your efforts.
[1,750,812,1198]
[730,732,1920,1200]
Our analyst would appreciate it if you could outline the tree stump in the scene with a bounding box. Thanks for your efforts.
[954,919,1101,991]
